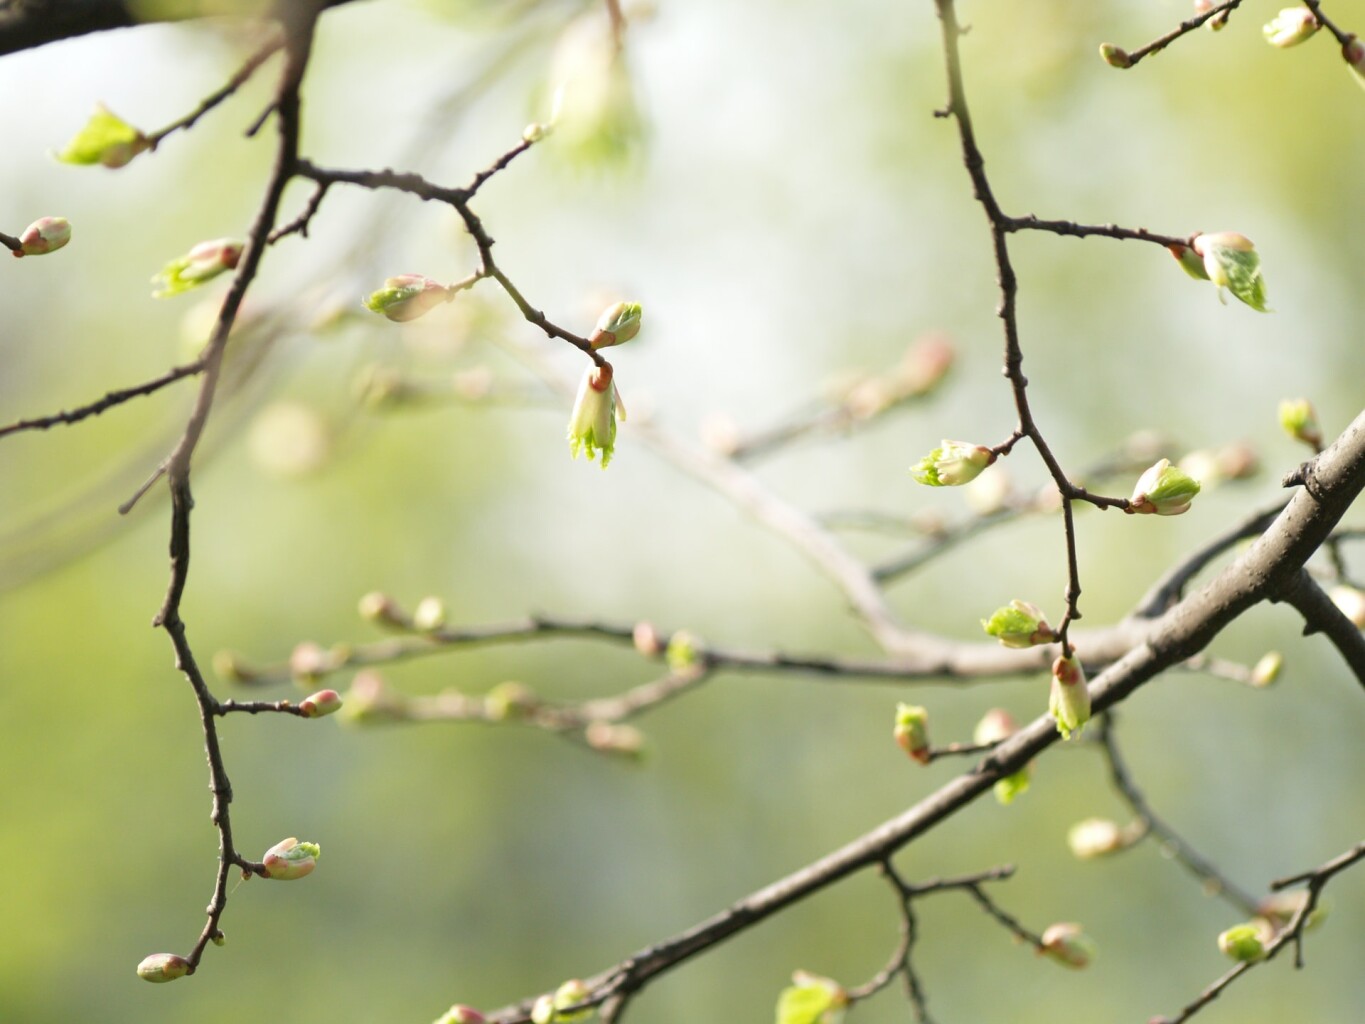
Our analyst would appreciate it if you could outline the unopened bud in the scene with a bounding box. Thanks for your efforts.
[1347,36,1365,88]
[290,642,330,682]
[1128,458,1200,516]
[1209,9,1230,30]
[1217,923,1267,962]
[1067,818,1129,859]
[523,122,550,143]
[364,275,454,323]
[413,596,447,632]
[15,216,72,257]
[1263,7,1319,47]
[262,837,319,880]
[981,600,1055,649]
[1278,398,1322,447]
[1040,923,1095,968]
[435,1006,487,1024]
[1099,42,1132,68]
[136,953,191,983]
[632,621,663,656]
[585,721,646,758]
[1049,655,1090,740]
[484,681,538,721]
[358,591,405,628]
[1249,651,1283,687]
[532,980,591,1023]
[893,703,931,764]
[211,932,226,947]
[299,689,343,718]
[665,630,700,671]
[338,670,409,724]
[910,440,995,487]
[152,238,242,298]
[589,301,642,349]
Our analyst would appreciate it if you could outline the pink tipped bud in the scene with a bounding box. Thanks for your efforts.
[364,275,454,323]
[893,703,931,764]
[436,1006,488,1024]
[1040,923,1096,968]
[290,641,330,682]
[299,689,343,718]
[589,301,643,348]
[137,953,191,983]
[1049,655,1091,740]
[15,216,72,257]
[262,837,320,880]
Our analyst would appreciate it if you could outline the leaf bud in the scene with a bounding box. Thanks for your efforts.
[1066,818,1129,859]
[1249,651,1283,687]
[364,275,454,322]
[299,689,343,718]
[1049,655,1090,740]
[532,980,592,1023]
[1098,43,1132,68]
[1217,923,1268,962]
[15,216,72,257]
[567,363,624,467]
[1191,232,1269,311]
[136,953,191,983]
[1039,923,1095,968]
[632,620,663,657]
[1329,585,1365,628]
[589,301,642,349]
[981,600,1055,648]
[358,591,406,628]
[58,104,150,168]
[1128,458,1200,516]
[910,440,995,487]
[413,596,447,633]
[1263,7,1319,47]
[290,641,330,683]
[262,837,320,880]
[435,1006,487,1024]
[339,670,410,724]
[665,630,700,671]
[1346,36,1365,88]
[973,708,1030,803]
[1278,398,1322,447]
[152,238,243,298]
[893,703,931,765]
[484,681,539,721]
[776,971,848,1024]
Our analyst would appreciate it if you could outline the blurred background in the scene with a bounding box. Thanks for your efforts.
[1,0,1363,1021]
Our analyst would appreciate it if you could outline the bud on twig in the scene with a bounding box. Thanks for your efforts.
[413,596,447,633]
[152,239,243,298]
[1098,43,1131,68]
[1217,922,1268,962]
[136,953,191,983]
[1190,232,1269,312]
[973,708,1031,804]
[1040,923,1095,968]
[1249,651,1283,687]
[1049,655,1090,740]
[893,703,930,764]
[1128,459,1200,516]
[262,837,320,880]
[981,600,1055,649]
[910,440,995,487]
[1263,7,1319,48]
[435,1006,487,1024]
[57,104,150,168]
[364,275,454,323]
[14,217,71,257]
[1278,398,1322,447]
[567,363,624,467]
[589,301,643,349]
[1066,818,1130,859]
[299,689,343,718]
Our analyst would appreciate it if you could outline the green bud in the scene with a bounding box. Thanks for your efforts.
[665,630,700,671]
[1040,923,1095,968]
[910,440,995,487]
[262,837,319,880]
[413,596,447,633]
[981,600,1054,648]
[363,274,454,323]
[484,681,539,721]
[1249,651,1283,687]
[1278,398,1322,447]
[136,953,191,983]
[532,980,591,1023]
[1098,42,1131,68]
[1191,232,1269,312]
[1049,655,1090,740]
[589,301,642,349]
[435,1006,487,1024]
[1128,458,1200,516]
[152,238,242,298]
[15,216,71,257]
[1066,818,1128,859]
[1264,7,1319,47]
[776,971,848,1024]
[1217,923,1268,962]
[567,363,624,467]
[299,689,343,718]
[893,703,930,764]
[358,591,405,628]
[1169,243,1210,281]
[58,104,150,168]
[211,932,226,947]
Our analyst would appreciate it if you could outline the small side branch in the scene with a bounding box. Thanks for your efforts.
[0,362,203,441]
[1277,568,1365,689]
[1118,0,1247,69]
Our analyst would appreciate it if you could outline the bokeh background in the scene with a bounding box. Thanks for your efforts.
[1,1,1363,1021]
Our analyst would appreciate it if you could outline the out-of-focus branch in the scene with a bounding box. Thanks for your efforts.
[1277,568,1365,688]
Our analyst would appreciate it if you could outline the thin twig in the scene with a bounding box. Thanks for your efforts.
[1118,0,1247,69]
[0,362,203,440]
[146,33,285,148]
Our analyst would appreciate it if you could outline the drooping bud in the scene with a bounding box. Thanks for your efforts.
[981,600,1055,649]
[1249,651,1283,687]
[1217,923,1268,962]
[589,301,642,349]
[413,596,447,633]
[14,216,72,257]
[211,932,226,947]
[893,704,931,764]
[136,953,191,983]
[1278,398,1322,447]
[57,104,150,168]
[152,239,243,298]
[1049,655,1090,740]
[435,1006,488,1024]
[262,837,320,880]
[1329,585,1365,628]
[1209,9,1230,30]
[299,689,343,718]
[910,440,995,487]
[1039,923,1095,968]
[1098,42,1132,68]
[1066,818,1128,859]
[566,362,624,467]
[363,274,454,323]
[973,709,1030,804]
[1128,458,1200,516]
[1191,232,1268,311]
[776,970,849,1024]
[1263,7,1319,47]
